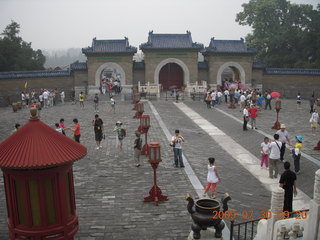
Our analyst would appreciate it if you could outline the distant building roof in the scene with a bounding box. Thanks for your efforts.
[204,38,257,54]
[82,37,137,54]
[266,68,320,75]
[253,61,267,69]
[198,61,208,70]
[70,61,88,70]
[140,31,203,50]
[0,70,70,79]
[133,61,145,70]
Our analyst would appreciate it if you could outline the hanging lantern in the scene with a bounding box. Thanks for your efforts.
[275,99,281,112]
[140,114,150,130]
[148,142,161,164]
[137,102,144,113]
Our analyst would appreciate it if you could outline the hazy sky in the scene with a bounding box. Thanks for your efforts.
[0,0,318,51]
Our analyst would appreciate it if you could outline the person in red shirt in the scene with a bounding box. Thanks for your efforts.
[70,118,81,143]
[248,104,258,129]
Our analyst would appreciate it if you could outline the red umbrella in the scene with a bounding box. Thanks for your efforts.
[270,92,281,98]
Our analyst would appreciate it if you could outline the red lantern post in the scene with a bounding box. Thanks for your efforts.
[272,99,281,130]
[138,114,150,155]
[144,142,168,206]
[313,141,320,150]
[133,102,144,119]
[132,93,141,110]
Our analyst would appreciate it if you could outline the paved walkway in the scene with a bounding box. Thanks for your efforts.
[0,96,318,239]
[0,97,196,240]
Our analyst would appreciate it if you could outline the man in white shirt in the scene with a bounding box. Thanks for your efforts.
[60,90,65,104]
[239,93,246,111]
[42,90,49,108]
[276,124,291,161]
[224,89,229,103]
[211,91,217,108]
[269,134,282,179]
[243,106,249,131]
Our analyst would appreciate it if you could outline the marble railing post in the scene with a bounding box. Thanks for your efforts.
[267,187,284,240]
[304,169,320,240]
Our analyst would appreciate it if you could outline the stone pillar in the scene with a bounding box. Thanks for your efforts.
[266,187,284,240]
[305,169,320,240]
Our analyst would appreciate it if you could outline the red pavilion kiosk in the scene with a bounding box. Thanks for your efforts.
[0,109,87,240]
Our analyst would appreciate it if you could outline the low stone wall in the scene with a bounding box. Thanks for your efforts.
[0,76,74,106]
[262,74,320,99]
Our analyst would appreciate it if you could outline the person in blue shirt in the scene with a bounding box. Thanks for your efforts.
[257,94,264,109]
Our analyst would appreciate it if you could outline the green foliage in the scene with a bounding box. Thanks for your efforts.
[236,0,320,68]
[0,20,45,72]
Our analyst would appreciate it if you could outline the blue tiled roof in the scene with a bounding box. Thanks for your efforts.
[0,70,71,79]
[133,61,145,70]
[70,61,87,70]
[82,37,137,54]
[198,61,208,70]
[253,62,267,69]
[140,31,203,50]
[266,68,320,75]
[204,38,257,54]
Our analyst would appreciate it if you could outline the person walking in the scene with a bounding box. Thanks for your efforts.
[55,123,63,133]
[43,90,49,108]
[205,92,212,109]
[260,137,270,168]
[114,121,125,152]
[60,89,65,104]
[109,96,116,113]
[79,92,85,108]
[309,95,315,113]
[296,92,302,109]
[243,106,249,131]
[11,123,20,134]
[70,118,81,143]
[268,134,282,179]
[224,89,229,103]
[93,93,99,113]
[310,109,319,135]
[133,132,143,167]
[291,136,302,174]
[210,90,217,108]
[92,114,104,150]
[59,118,66,135]
[203,157,221,199]
[171,129,185,168]
[276,124,291,161]
[279,162,297,213]
[239,93,246,111]
[248,104,258,129]
[71,88,76,104]
[265,91,272,110]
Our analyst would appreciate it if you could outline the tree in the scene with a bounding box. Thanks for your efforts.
[236,0,320,68]
[0,20,45,72]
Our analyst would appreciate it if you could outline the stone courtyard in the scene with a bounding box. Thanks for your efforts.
[0,95,319,239]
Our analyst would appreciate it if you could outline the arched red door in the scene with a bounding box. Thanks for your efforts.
[159,63,183,90]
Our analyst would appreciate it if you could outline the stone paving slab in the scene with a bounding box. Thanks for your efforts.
[0,97,197,240]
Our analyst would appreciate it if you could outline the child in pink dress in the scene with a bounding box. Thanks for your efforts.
[260,137,270,168]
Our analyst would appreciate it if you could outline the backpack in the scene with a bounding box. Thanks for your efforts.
[118,128,126,140]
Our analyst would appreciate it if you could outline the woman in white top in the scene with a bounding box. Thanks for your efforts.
[310,109,319,135]
[203,157,221,199]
